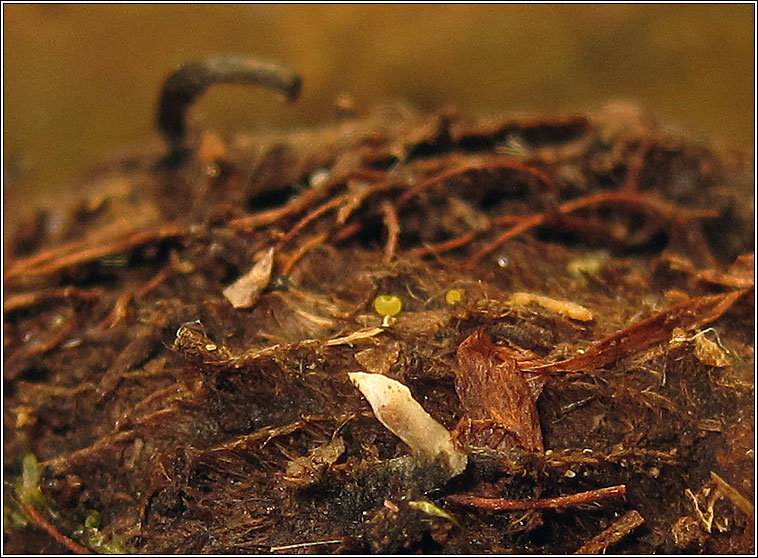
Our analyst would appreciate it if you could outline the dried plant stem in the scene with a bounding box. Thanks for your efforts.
[21,502,92,554]
[279,232,329,275]
[446,484,626,511]
[471,190,717,264]
[397,157,559,208]
[574,509,645,554]
[5,224,185,282]
[380,200,400,263]
[710,471,754,517]
[3,286,104,312]
[157,55,301,162]
[270,538,343,552]
[277,194,347,248]
[528,289,746,374]
[42,430,138,471]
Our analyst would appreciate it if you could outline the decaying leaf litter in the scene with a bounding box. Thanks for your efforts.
[3,56,754,554]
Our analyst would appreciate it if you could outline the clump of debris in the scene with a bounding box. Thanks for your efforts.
[4,57,754,554]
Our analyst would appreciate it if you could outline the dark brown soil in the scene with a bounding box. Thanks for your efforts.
[3,98,754,554]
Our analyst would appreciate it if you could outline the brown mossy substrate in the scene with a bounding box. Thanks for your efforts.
[4,102,754,554]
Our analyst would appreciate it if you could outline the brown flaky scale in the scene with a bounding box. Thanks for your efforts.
[454,328,544,452]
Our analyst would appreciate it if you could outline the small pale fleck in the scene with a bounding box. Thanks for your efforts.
[205,344,217,351]
[383,499,400,513]
[309,168,330,189]
[223,247,275,309]
[61,338,83,350]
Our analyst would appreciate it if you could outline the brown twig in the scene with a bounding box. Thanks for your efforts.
[228,168,393,233]
[136,266,174,297]
[331,222,363,243]
[574,509,645,554]
[157,55,301,163]
[526,289,747,374]
[228,187,325,232]
[97,290,134,329]
[621,141,651,192]
[396,156,559,208]
[41,430,138,471]
[3,286,104,313]
[20,502,92,554]
[279,233,329,276]
[277,194,347,248]
[446,484,626,511]
[4,223,185,281]
[380,200,400,263]
[471,214,547,264]
[471,190,718,264]
[407,214,528,257]
[408,231,480,257]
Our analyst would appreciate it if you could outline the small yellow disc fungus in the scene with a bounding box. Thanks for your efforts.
[374,294,402,317]
[445,288,464,305]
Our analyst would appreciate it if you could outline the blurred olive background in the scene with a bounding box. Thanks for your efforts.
[3,4,754,213]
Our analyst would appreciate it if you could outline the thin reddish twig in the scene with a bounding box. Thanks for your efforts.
[574,509,645,554]
[279,233,329,275]
[526,289,747,374]
[228,187,324,232]
[136,266,174,297]
[3,286,104,313]
[331,222,363,243]
[446,484,626,511]
[621,141,651,192]
[471,214,547,263]
[5,224,185,281]
[227,168,392,232]
[408,214,531,258]
[470,190,718,264]
[380,200,400,263]
[408,230,480,257]
[396,157,559,208]
[277,194,347,248]
[20,502,92,554]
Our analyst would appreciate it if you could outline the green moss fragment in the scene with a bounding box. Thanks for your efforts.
[84,509,101,529]
[4,504,29,530]
[73,511,129,555]
[16,453,45,508]
[408,499,460,526]
[567,251,609,280]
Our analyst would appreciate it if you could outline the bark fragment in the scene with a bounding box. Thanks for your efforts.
[455,329,544,452]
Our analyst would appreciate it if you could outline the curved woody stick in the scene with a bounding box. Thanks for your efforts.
[157,55,301,163]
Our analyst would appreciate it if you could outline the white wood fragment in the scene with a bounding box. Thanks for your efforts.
[348,372,467,477]
[223,247,275,309]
